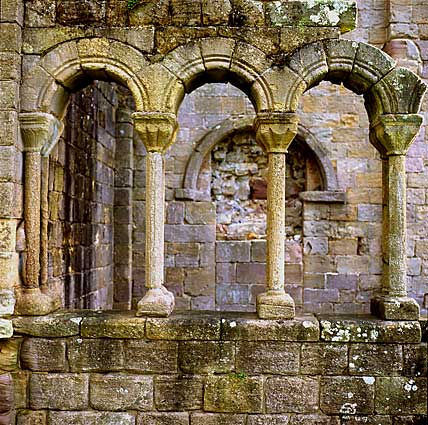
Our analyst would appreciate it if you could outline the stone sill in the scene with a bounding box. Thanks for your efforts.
[12,311,423,344]
[299,191,346,203]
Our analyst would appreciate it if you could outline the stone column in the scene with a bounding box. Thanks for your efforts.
[254,112,299,319]
[15,112,62,315]
[133,112,178,317]
[370,114,423,320]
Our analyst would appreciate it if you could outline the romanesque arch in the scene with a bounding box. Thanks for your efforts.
[15,35,426,321]
[178,115,339,201]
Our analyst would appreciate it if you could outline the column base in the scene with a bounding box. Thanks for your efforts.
[256,291,295,319]
[14,287,60,316]
[136,287,175,317]
[371,296,420,320]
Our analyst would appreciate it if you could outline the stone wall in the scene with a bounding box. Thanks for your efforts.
[6,311,427,425]
[47,82,131,310]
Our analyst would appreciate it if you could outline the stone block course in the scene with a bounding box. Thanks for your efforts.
[30,373,89,410]
[375,377,427,415]
[20,338,67,372]
[301,343,348,375]
[123,340,178,373]
[90,374,153,411]
[265,376,319,413]
[155,375,204,411]
[179,341,235,374]
[216,241,251,263]
[236,341,300,375]
[49,411,135,425]
[204,375,263,413]
[137,412,189,425]
[320,376,375,415]
[348,344,402,376]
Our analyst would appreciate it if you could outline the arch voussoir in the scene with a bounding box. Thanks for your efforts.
[200,37,235,77]
[255,66,307,112]
[286,42,328,89]
[365,67,427,121]
[161,41,205,93]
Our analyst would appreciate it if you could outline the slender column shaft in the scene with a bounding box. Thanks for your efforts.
[40,156,50,287]
[145,151,165,290]
[381,157,389,296]
[267,152,286,292]
[24,151,42,289]
[387,154,407,297]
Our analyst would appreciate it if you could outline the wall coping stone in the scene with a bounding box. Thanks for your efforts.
[12,311,422,343]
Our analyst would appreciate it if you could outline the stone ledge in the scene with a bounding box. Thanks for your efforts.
[299,191,346,203]
[11,311,422,343]
[319,315,422,343]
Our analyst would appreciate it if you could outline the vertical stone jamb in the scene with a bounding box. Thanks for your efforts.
[15,112,63,315]
[133,112,178,317]
[254,112,299,319]
[370,114,423,320]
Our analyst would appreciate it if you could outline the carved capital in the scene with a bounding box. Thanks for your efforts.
[20,112,63,155]
[133,112,178,153]
[369,114,423,156]
[254,112,299,153]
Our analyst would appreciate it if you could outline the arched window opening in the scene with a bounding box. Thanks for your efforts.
[47,81,135,310]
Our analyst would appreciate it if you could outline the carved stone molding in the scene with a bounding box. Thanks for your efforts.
[20,112,63,154]
[133,112,178,153]
[369,113,423,156]
[254,112,299,153]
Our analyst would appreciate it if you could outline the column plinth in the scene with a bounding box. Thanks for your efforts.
[133,112,178,317]
[254,112,299,319]
[369,114,423,320]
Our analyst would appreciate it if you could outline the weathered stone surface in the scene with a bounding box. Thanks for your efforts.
[204,375,263,413]
[81,314,146,338]
[30,373,89,410]
[0,338,21,372]
[289,416,340,425]
[90,374,153,411]
[185,202,216,224]
[320,317,421,343]
[301,343,348,375]
[320,376,375,415]
[191,413,246,425]
[13,312,82,337]
[16,410,47,425]
[68,338,124,372]
[247,415,291,425]
[49,411,135,425]
[178,341,234,373]
[236,341,299,374]
[137,412,189,425]
[221,315,319,341]
[376,377,427,414]
[123,340,178,373]
[216,241,251,263]
[11,371,28,410]
[348,344,402,376]
[265,377,319,413]
[146,314,221,340]
[0,320,13,339]
[0,373,14,412]
[403,343,427,377]
[20,338,67,371]
[154,375,203,411]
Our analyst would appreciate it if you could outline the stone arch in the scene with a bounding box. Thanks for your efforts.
[284,39,426,123]
[152,37,275,114]
[176,115,339,200]
[21,37,150,149]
